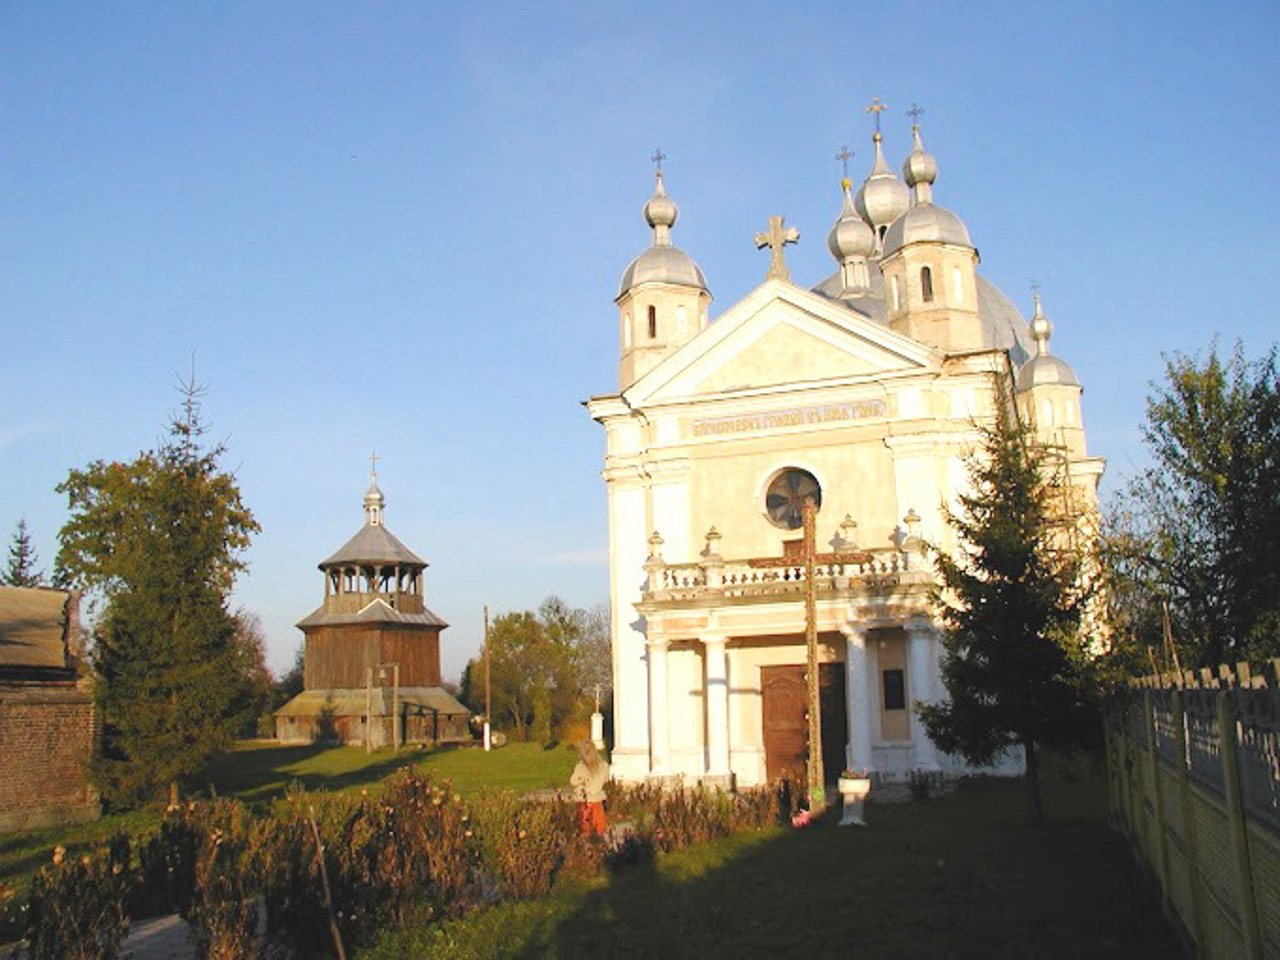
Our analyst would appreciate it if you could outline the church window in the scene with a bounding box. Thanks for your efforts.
[1066,403,1075,426]
[921,266,934,303]
[623,313,632,348]
[648,305,657,339]
[882,669,906,711]
[890,275,901,311]
[951,266,964,303]
[764,468,822,530]
[676,304,687,335]
[1041,399,1054,425]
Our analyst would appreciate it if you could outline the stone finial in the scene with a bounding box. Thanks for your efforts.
[903,509,922,540]
[840,514,858,549]
[646,530,665,563]
[701,525,722,560]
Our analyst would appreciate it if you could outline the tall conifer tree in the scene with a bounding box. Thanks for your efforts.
[3,517,45,587]
[55,381,259,806]
[918,391,1098,822]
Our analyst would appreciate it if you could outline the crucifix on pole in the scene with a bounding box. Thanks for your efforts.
[748,500,871,813]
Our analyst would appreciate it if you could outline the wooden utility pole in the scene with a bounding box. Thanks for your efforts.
[483,605,492,752]
[748,500,870,814]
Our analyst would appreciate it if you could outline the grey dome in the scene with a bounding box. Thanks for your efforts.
[881,203,972,257]
[617,245,708,299]
[828,183,874,262]
[810,264,1035,365]
[618,170,709,300]
[1016,354,1080,391]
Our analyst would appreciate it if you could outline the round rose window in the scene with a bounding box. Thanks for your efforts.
[765,469,821,530]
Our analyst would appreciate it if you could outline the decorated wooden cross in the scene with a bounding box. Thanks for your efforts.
[748,500,870,813]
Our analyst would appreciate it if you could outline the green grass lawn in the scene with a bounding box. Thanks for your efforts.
[361,767,1184,960]
[1,740,574,910]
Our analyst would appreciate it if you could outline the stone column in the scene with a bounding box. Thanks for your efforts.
[844,626,874,773]
[905,617,941,771]
[646,637,670,775]
[702,635,730,779]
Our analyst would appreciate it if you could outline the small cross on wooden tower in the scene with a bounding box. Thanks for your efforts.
[754,215,800,282]
[369,450,380,480]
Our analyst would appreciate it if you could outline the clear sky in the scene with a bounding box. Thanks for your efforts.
[3,1,1277,681]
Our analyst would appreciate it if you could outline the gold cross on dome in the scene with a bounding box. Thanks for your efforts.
[865,97,888,134]
[754,215,800,282]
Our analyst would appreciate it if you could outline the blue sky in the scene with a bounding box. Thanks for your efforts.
[3,2,1277,680]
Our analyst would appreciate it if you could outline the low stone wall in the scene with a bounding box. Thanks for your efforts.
[0,682,99,833]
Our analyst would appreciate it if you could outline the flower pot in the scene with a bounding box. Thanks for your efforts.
[838,777,871,827]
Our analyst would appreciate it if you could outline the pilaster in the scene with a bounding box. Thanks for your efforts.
[702,635,730,777]
[905,616,941,771]
[843,625,875,773]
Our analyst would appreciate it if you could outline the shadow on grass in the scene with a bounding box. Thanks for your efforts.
[198,743,427,805]
[508,777,1184,960]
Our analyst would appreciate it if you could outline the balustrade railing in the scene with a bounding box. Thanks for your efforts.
[645,546,922,600]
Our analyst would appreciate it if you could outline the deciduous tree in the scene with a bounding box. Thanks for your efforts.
[1107,342,1279,667]
[55,381,259,806]
[919,394,1098,822]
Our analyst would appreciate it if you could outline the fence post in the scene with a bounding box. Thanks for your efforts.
[1171,687,1206,958]
[1216,691,1261,960]
[1144,691,1171,896]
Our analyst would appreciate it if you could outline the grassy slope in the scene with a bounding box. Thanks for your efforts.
[363,769,1184,960]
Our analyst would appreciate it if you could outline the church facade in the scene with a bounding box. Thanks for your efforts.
[588,117,1103,787]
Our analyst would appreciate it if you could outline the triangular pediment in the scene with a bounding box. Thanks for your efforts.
[625,280,938,406]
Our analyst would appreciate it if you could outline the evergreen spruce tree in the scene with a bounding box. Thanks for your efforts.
[3,517,45,587]
[918,392,1098,822]
[55,382,259,807]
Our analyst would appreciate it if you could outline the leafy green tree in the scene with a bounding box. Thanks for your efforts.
[461,596,592,743]
[3,517,45,587]
[1108,342,1279,667]
[919,395,1098,822]
[55,383,259,806]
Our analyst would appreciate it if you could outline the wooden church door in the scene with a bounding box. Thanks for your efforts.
[761,663,848,784]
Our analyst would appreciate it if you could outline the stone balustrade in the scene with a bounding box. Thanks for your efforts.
[643,545,930,603]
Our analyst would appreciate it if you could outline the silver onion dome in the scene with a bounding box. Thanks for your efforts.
[828,180,875,262]
[618,170,709,300]
[854,134,910,242]
[1015,294,1079,390]
[902,125,938,197]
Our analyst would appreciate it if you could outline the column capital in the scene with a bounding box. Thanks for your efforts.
[645,635,670,652]
[841,623,871,646]
[903,615,938,639]
[699,633,727,648]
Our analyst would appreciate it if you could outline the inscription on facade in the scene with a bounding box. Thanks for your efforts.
[690,400,887,437]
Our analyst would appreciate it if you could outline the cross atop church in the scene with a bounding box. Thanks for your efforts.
[865,97,888,134]
[754,215,800,282]
[650,148,667,173]
[835,145,854,182]
[369,450,380,480]
[907,102,924,125]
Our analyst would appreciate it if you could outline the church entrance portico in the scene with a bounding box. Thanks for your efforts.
[761,662,847,784]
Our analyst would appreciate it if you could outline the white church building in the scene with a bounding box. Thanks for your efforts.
[587,114,1103,787]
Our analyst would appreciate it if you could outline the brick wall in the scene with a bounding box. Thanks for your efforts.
[0,682,99,832]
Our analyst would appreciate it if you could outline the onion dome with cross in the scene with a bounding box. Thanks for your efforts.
[617,151,708,300]
[881,117,972,258]
[1015,292,1079,391]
